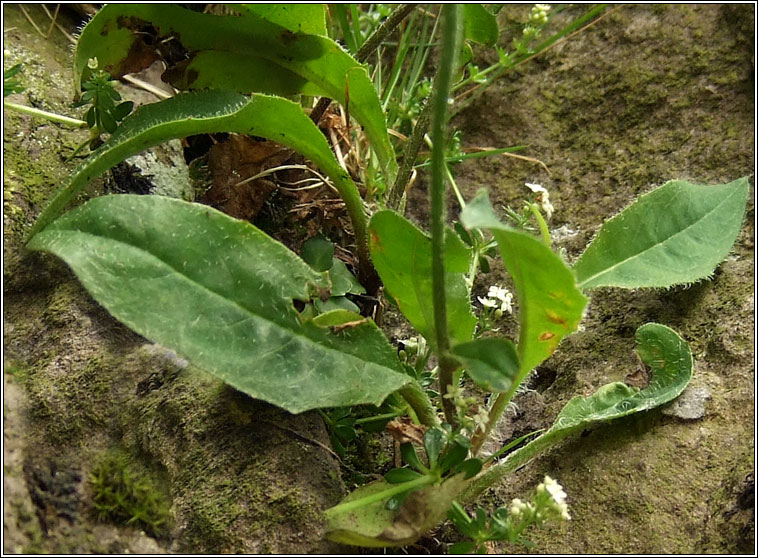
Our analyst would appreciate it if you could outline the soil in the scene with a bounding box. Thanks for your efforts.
[3,3,755,555]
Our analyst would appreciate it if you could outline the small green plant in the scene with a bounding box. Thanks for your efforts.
[89,452,172,537]
[21,3,750,552]
[4,63,25,97]
[73,60,134,150]
[448,475,570,553]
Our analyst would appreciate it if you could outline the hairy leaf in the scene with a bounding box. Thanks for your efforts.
[574,178,750,289]
[27,195,409,413]
[74,4,396,183]
[461,191,587,379]
[464,323,693,499]
[452,337,519,392]
[369,210,476,348]
[28,91,364,244]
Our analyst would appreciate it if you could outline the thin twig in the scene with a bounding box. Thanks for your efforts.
[121,74,174,100]
[43,4,60,38]
[41,4,77,44]
[18,5,46,37]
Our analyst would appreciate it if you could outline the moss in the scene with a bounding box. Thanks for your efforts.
[88,450,172,538]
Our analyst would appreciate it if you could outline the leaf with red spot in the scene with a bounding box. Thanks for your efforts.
[461,190,587,381]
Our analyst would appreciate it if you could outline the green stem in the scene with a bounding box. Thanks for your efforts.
[324,475,436,517]
[353,411,403,426]
[462,428,566,503]
[4,100,86,128]
[471,384,516,455]
[430,5,463,426]
[386,97,432,210]
[528,202,551,247]
[399,380,441,427]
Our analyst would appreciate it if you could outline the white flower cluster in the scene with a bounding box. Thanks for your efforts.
[477,285,513,316]
[509,497,535,518]
[537,475,571,520]
[444,384,489,433]
[509,475,571,526]
[530,4,551,26]
[525,182,555,221]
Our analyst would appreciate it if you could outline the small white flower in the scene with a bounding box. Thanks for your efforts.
[488,285,509,301]
[509,498,527,517]
[87,57,99,70]
[525,182,554,220]
[443,383,463,400]
[500,293,513,314]
[543,475,568,504]
[472,408,489,432]
[478,296,498,309]
[525,182,548,195]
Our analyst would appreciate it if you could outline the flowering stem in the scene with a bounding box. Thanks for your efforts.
[528,202,551,247]
[470,382,517,455]
[429,4,463,426]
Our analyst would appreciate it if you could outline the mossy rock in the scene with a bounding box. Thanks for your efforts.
[3,5,346,554]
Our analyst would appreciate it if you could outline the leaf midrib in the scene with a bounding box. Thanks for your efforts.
[577,187,739,288]
[43,228,403,383]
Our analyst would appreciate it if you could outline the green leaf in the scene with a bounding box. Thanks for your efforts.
[463,4,499,45]
[85,106,96,129]
[385,468,424,484]
[99,108,117,134]
[401,442,426,472]
[452,338,519,392]
[27,91,365,247]
[449,541,477,554]
[314,296,361,314]
[325,474,469,547]
[112,100,134,122]
[439,437,470,473]
[452,458,483,480]
[573,178,750,289]
[469,323,693,491]
[311,309,364,328]
[424,427,446,468]
[369,210,476,348]
[162,51,321,98]
[73,4,396,184]
[460,191,587,379]
[329,258,366,297]
[27,195,410,414]
[302,234,335,272]
[229,4,328,35]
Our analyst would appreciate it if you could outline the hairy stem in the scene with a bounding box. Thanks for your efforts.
[386,98,432,210]
[430,5,463,426]
[399,381,441,427]
[471,383,516,455]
